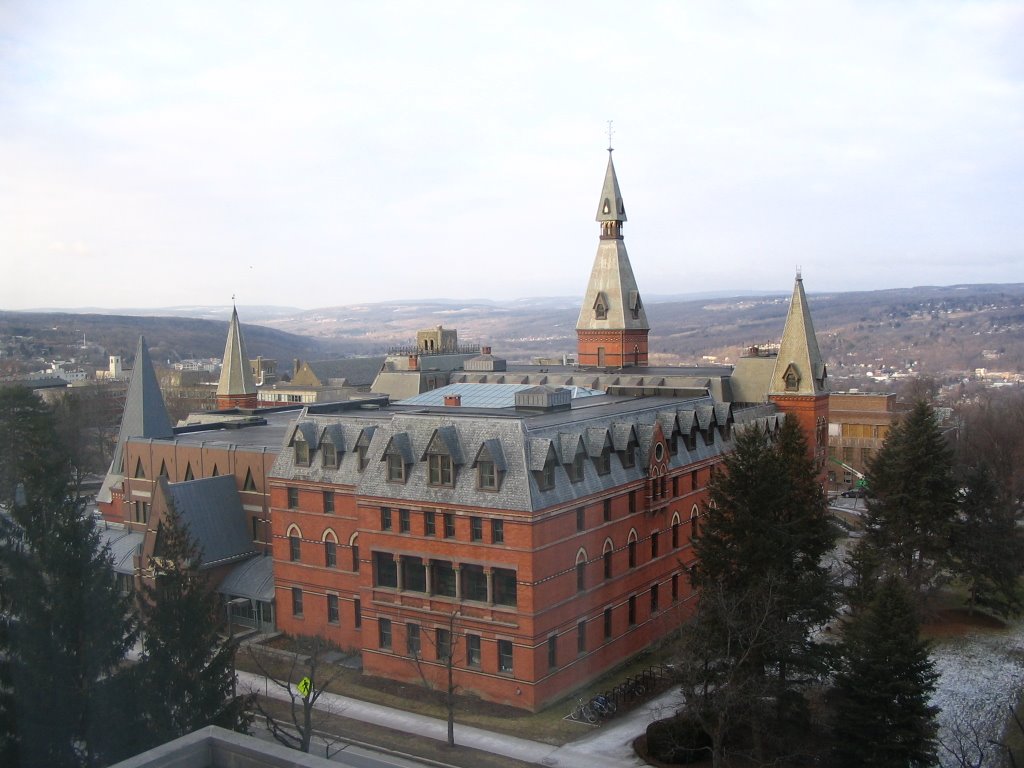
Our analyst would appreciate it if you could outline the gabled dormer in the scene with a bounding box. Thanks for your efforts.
[528,438,558,492]
[289,421,318,467]
[381,432,413,484]
[473,439,506,492]
[584,427,613,476]
[423,426,463,488]
[318,424,344,469]
[557,433,587,484]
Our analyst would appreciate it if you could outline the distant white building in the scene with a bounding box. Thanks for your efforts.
[96,355,128,381]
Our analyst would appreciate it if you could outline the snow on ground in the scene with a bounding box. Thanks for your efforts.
[931,619,1024,767]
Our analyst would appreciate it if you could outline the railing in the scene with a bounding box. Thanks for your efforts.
[386,344,482,357]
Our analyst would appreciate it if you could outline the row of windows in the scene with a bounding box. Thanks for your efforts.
[372,574,688,674]
[385,453,500,491]
[380,507,504,543]
[290,587,361,628]
[372,554,518,606]
[286,530,359,571]
[133,458,260,492]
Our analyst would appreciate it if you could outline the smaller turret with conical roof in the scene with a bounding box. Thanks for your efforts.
[217,304,258,410]
[97,335,174,506]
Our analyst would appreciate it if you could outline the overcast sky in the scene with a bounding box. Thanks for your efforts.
[1,1,1022,312]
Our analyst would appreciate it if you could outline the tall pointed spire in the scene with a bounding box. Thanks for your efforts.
[97,335,174,504]
[770,271,827,396]
[576,149,649,368]
[217,304,258,410]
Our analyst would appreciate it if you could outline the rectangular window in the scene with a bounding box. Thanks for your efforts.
[428,454,454,487]
[470,516,483,542]
[604,549,612,580]
[621,445,636,468]
[323,491,335,514]
[603,607,612,639]
[399,508,411,533]
[576,506,585,531]
[381,506,392,531]
[289,535,301,562]
[672,573,679,602]
[537,459,556,491]
[595,448,611,476]
[406,623,421,656]
[321,442,338,469]
[287,487,299,509]
[691,469,699,491]
[603,498,612,522]
[493,568,517,607]
[424,510,436,536]
[386,453,405,482]
[443,513,455,538]
[325,540,337,568]
[547,635,558,670]
[466,634,481,667]
[401,556,426,593]
[357,444,368,471]
[431,560,456,597]
[436,628,452,660]
[842,446,855,462]
[651,531,659,558]
[295,441,310,466]
[576,561,586,592]
[252,517,262,543]
[568,453,585,483]
[577,620,587,654]
[373,552,398,588]
[628,490,637,515]
[354,598,361,628]
[462,564,487,602]
[628,540,637,568]
[477,459,497,490]
[491,518,504,544]
[651,583,659,612]
[379,618,392,650]
[352,542,360,572]
[498,639,513,673]
[291,587,303,617]
[327,594,339,624]
[672,475,679,497]
[628,595,637,626]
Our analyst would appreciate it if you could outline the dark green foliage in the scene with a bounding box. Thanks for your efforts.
[952,462,1024,619]
[0,388,137,767]
[646,715,712,764]
[864,400,958,602]
[680,419,838,764]
[136,501,250,746]
[833,576,939,768]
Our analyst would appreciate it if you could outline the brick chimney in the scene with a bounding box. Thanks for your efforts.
[481,346,492,355]
[443,394,462,407]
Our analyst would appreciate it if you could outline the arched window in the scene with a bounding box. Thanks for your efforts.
[575,548,588,593]
[627,529,638,569]
[671,512,681,549]
[323,529,338,568]
[602,538,614,580]
[691,504,700,537]
[286,524,302,562]
[349,532,360,572]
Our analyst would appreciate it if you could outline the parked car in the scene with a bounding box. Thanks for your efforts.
[841,488,868,498]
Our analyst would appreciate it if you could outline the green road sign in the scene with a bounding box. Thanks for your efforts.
[297,676,311,698]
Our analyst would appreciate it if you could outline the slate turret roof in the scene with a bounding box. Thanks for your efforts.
[770,272,828,396]
[217,306,257,399]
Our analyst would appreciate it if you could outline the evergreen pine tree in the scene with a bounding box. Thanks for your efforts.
[864,400,958,603]
[952,462,1024,618]
[833,576,939,768]
[688,419,837,755]
[137,499,250,746]
[0,386,137,767]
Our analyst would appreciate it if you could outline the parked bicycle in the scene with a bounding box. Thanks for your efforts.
[569,697,597,724]
[590,693,616,718]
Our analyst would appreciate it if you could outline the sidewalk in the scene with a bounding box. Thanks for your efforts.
[239,670,682,767]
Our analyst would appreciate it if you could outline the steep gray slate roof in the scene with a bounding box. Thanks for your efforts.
[98,525,144,575]
[165,475,255,567]
[217,553,274,601]
[271,395,777,514]
[98,335,174,504]
[303,357,386,387]
[217,306,257,398]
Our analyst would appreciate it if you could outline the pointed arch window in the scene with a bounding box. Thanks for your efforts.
[243,468,257,492]
[628,529,638,569]
[134,458,145,479]
[158,460,168,478]
[603,539,614,580]
[211,464,219,477]
[575,549,588,593]
[593,292,609,321]
[783,363,801,392]
[323,529,338,568]
[183,463,194,481]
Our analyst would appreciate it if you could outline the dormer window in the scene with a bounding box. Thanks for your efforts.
[386,453,405,483]
[619,443,636,469]
[357,444,369,471]
[567,452,585,483]
[593,292,609,321]
[594,447,611,476]
[322,442,338,469]
[477,459,497,491]
[539,456,556,491]
[294,439,310,467]
[428,454,454,487]
[783,363,801,392]
[628,290,642,320]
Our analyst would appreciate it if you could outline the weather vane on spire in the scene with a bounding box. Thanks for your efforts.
[606,120,614,152]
